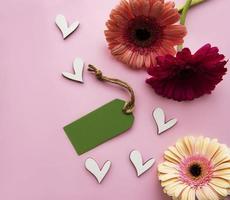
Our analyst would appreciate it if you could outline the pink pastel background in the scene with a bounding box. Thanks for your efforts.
[1,0,230,199]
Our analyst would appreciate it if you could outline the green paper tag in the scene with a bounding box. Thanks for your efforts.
[64,99,134,155]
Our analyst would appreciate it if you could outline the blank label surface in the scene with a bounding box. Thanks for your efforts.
[64,99,134,155]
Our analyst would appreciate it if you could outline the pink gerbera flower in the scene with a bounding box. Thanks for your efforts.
[105,0,187,69]
[158,136,230,200]
[146,44,227,101]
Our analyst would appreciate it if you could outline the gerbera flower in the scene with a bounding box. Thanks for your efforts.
[158,136,230,200]
[146,44,227,101]
[104,0,187,69]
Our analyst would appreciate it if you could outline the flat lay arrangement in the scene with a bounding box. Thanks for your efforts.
[1,0,230,200]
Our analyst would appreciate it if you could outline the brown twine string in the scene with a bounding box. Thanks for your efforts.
[88,64,135,114]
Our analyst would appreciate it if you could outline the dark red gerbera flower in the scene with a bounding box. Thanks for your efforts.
[146,44,227,101]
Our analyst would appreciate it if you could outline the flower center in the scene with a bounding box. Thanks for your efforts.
[179,155,213,188]
[176,66,196,80]
[189,163,202,177]
[124,16,162,48]
[135,28,151,42]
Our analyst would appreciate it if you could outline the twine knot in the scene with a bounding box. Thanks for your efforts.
[88,65,103,80]
[88,64,135,114]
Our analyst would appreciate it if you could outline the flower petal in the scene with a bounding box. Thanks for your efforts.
[214,163,230,171]
[188,188,196,200]
[196,188,207,200]
[164,150,181,163]
[210,178,229,188]
[164,181,182,196]
[181,186,191,200]
[158,163,179,174]
[175,138,190,157]
[174,184,188,198]
[205,139,220,159]
[201,185,220,200]
[209,182,228,197]
[161,178,179,187]
[201,137,210,156]
[149,1,163,18]
[194,136,204,154]
[159,173,180,181]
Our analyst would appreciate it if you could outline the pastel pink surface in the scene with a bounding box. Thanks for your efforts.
[0,0,230,199]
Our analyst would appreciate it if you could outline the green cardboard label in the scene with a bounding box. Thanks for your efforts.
[64,99,134,155]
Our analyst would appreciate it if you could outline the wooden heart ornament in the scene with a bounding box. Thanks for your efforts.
[130,150,155,177]
[62,57,84,83]
[153,107,177,135]
[55,14,79,39]
[85,158,111,183]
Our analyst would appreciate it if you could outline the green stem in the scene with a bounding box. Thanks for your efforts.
[177,0,193,51]
[178,0,205,13]
[180,0,192,25]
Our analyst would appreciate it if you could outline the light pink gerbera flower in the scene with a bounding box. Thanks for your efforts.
[105,0,187,69]
[158,136,230,200]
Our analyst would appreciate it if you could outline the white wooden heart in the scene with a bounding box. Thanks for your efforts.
[85,158,111,183]
[55,14,79,39]
[153,107,177,135]
[130,150,155,177]
[62,57,84,83]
